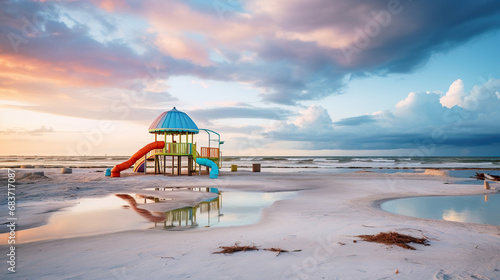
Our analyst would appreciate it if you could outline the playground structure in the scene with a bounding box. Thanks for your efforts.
[110,107,222,178]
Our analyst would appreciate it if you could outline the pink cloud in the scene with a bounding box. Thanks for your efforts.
[2,0,499,109]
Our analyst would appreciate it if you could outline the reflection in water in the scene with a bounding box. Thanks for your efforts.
[381,194,500,226]
[162,198,220,229]
[442,210,469,223]
[115,194,167,223]
[116,193,221,228]
[116,190,295,229]
[0,195,150,245]
[0,189,296,244]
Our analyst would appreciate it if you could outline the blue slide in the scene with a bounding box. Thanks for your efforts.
[196,158,219,179]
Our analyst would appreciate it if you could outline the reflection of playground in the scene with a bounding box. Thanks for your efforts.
[116,188,221,229]
[162,197,221,229]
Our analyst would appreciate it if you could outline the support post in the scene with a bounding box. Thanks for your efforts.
[177,156,181,176]
[485,181,490,190]
[154,155,157,174]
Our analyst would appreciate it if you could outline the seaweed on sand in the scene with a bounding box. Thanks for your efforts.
[213,243,259,254]
[357,231,429,250]
[213,243,301,256]
[263,247,302,256]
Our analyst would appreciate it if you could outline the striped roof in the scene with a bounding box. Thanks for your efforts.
[148,107,199,134]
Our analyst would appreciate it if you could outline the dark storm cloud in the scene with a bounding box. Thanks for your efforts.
[334,115,376,126]
[190,105,293,121]
[4,0,500,108]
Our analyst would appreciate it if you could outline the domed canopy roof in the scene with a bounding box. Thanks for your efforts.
[149,107,199,134]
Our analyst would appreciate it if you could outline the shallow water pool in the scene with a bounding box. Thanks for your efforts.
[448,169,500,179]
[381,194,500,226]
[0,190,296,244]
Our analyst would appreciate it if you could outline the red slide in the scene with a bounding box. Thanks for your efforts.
[111,141,165,177]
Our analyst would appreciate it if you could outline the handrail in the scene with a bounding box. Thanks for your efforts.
[201,147,219,158]
[157,143,193,155]
[191,144,198,161]
[146,148,163,159]
[199,128,222,150]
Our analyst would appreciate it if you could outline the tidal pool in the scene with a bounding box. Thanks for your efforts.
[1,190,296,244]
[381,194,500,226]
[135,191,297,229]
[448,170,500,179]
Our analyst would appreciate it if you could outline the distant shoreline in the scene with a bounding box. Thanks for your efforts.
[1,155,499,170]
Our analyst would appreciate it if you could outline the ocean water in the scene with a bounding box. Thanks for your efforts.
[223,156,500,170]
[1,156,499,170]
[0,156,129,168]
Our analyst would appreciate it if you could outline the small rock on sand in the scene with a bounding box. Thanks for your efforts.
[61,168,72,174]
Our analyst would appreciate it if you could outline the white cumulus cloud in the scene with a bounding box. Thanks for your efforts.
[268,78,500,154]
[440,79,467,108]
[293,105,333,131]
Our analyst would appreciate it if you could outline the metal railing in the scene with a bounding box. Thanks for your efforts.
[160,143,193,155]
[201,147,219,158]
[145,143,219,159]
[146,148,163,159]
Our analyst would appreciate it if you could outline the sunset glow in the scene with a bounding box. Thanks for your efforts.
[1,0,499,156]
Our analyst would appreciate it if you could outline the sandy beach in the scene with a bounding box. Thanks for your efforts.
[1,168,499,280]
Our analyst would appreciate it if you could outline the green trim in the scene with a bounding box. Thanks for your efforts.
[155,153,192,156]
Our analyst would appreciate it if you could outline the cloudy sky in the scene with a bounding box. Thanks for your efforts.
[1,0,500,156]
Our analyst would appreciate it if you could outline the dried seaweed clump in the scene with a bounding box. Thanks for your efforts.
[213,244,259,254]
[357,231,429,250]
[213,243,301,256]
[263,247,302,256]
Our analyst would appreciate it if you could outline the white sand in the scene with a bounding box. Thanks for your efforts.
[2,169,500,279]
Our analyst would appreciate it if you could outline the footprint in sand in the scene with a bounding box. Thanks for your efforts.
[434,269,490,280]
[434,270,452,280]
